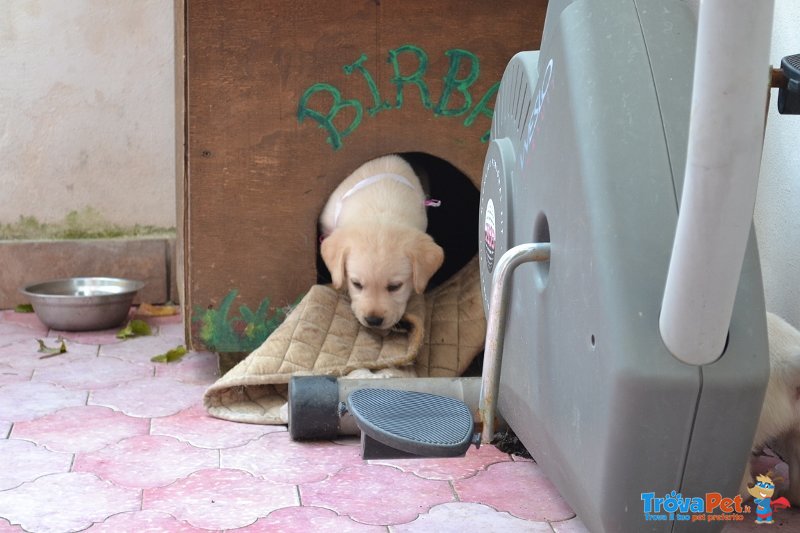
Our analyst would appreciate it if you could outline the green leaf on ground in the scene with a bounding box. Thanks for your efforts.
[15,304,34,313]
[151,345,188,363]
[116,319,153,339]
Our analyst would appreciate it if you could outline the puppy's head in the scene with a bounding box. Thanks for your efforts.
[320,224,444,330]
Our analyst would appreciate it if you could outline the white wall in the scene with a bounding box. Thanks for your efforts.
[754,0,800,326]
[0,0,176,228]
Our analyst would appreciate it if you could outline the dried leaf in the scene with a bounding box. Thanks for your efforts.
[137,303,179,317]
[15,304,34,313]
[151,345,187,363]
[37,338,67,359]
[116,319,153,339]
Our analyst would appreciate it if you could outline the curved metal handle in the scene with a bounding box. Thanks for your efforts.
[479,242,551,443]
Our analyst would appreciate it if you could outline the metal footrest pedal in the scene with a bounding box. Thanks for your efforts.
[345,388,480,460]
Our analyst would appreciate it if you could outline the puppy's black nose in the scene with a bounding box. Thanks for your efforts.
[365,316,384,327]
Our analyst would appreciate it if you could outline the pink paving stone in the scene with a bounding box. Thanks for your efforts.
[155,351,219,385]
[235,506,386,532]
[551,517,592,532]
[332,436,361,447]
[142,468,298,530]
[0,439,73,490]
[85,510,207,532]
[0,472,139,533]
[99,334,191,366]
[33,355,153,390]
[89,376,207,417]
[48,326,127,346]
[392,502,553,532]
[0,381,87,422]
[74,434,219,488]
[300,464,455,525]
[0,364,30,386]
[0,310,48,333]
[11,405,149,453]
[0,323,47,348]
[221,431,363,484]
[0,518,25,532]
[370,443,512,480]
[151,403,283,449]
[453,460,575,521]
[0,338,98,372]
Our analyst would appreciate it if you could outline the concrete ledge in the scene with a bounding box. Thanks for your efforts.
[0,238,177,309]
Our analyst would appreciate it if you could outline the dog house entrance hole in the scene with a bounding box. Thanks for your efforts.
[316,152,480,289]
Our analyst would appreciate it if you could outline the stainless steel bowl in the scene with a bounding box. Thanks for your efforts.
[20,277,145,331]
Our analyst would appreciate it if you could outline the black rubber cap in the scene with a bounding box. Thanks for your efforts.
[778,54,800,115]
[288,375,340,440]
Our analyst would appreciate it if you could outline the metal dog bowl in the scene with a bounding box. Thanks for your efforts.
[20,277,145,331]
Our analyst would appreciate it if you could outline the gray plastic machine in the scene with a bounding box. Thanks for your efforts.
[478,0,773,531]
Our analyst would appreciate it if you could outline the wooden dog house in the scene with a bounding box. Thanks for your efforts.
[180,0,546,352]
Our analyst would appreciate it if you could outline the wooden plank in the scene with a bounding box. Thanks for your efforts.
[183,0,546,350]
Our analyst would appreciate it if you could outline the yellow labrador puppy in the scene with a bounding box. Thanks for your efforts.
[320,155,444,330]
[741,312,800,504]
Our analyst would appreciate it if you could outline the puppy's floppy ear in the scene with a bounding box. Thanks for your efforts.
[320,229,349,289]
[408,232,445,294]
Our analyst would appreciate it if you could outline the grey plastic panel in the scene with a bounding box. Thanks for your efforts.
[479,0,769,531]
[479,51,541,316]
[479,137,520,316]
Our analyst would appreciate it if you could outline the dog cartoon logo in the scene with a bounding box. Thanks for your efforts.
[747,472,791,524]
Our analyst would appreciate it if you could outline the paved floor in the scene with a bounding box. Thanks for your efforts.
[0,309,798,532]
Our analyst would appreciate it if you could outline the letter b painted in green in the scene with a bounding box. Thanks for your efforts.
[297,83,363,150]
[435,49,480,116]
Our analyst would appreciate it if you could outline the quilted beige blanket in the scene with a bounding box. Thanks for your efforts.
[204,258,486,424]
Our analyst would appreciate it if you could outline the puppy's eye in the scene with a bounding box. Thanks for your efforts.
[350,280,363,290]
[387,282,402,293]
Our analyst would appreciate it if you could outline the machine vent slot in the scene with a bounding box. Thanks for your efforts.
[516,82,529,131]
[510,62,521,118]
[520,94,532,137]
[493,58,532,142]
[506,61,528,143]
